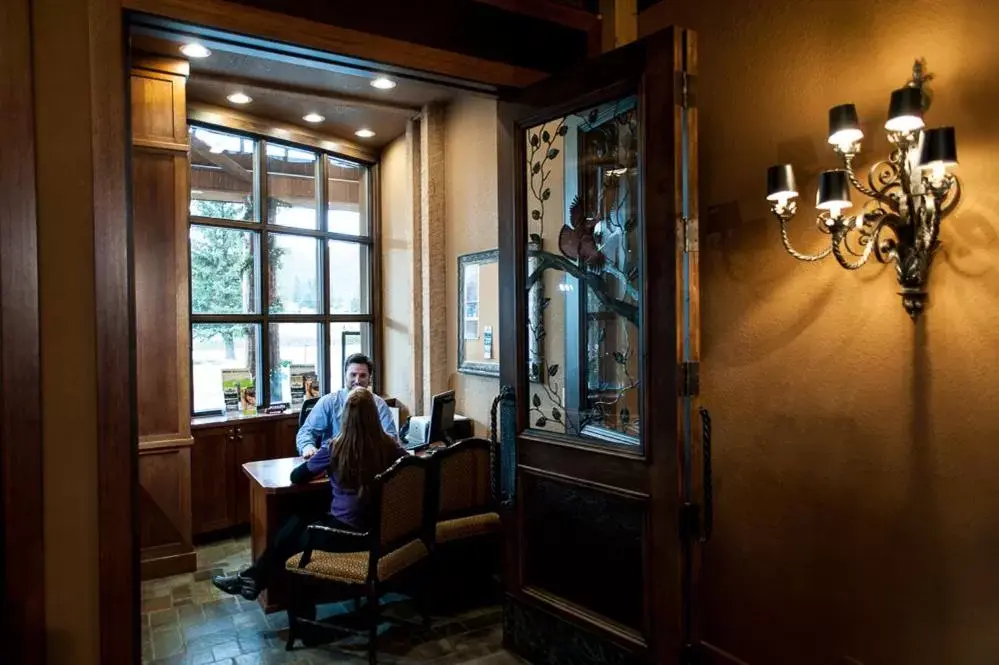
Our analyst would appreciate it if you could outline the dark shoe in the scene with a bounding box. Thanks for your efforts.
[212,573,260,601]
[212,574,245,596]
[239,576,261,601]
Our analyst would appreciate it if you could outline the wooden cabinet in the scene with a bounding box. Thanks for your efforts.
[273,417,300,459]
[191,414,300,537]
[133,53,196,580]
[191,426,232,535]
[232,423,270,526]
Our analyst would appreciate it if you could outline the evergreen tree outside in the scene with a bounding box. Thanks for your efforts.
[191,200,253,359]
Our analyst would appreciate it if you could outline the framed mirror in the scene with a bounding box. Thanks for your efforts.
[458,249,500,376]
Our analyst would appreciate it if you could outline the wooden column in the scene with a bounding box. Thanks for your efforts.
[419,104,448,408]
[1,1,44,662]
[131,54,197,579]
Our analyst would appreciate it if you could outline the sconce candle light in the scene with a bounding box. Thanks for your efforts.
[766,60,961,319]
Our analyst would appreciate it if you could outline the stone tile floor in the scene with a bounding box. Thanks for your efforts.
[142,536,525,665]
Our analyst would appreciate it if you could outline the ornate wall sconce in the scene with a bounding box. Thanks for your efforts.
[766,60,961,320]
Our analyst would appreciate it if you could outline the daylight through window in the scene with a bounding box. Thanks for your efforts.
[189,126,374,414]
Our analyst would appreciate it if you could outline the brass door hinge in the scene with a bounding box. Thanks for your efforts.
[676,71,696,109]
[678,215,699,253]
[679,361,700,396]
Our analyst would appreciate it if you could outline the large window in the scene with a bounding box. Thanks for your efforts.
[189,126,374,415]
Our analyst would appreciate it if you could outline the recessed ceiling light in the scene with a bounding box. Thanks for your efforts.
[354,128,376,138]
[370,77,396,90]
[180,43,211,59]
[303,113,325,123]
[226,92,252,105]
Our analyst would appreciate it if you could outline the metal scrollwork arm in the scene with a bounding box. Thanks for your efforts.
[773,204,833,262]
[841,153,891,203]
[830,221,883,270]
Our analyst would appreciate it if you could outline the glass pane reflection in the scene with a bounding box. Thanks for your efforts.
[523,96,641,447]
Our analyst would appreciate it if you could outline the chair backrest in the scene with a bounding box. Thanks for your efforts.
[432,437,494,520]
[371,454,429,550]
[298,397,320,430]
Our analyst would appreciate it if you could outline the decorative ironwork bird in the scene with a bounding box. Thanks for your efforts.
[558,195,605,267]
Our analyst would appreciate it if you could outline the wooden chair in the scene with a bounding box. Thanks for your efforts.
[431,437,501,546]
[428,437,501,607]
[284,454,432,664]
[298,396,320,429]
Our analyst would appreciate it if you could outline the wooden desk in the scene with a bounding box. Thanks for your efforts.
[242,457,330,613]
[242,448,443,612]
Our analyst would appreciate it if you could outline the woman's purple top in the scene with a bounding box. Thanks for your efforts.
[301,440,407,529]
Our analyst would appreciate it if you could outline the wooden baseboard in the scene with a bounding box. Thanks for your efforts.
[140,549,197,581]
[503,593,646,665]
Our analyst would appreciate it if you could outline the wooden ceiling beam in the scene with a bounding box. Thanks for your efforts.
[470,0,600,32]
[191,137,253,182]
[123,0,547,88]
[189,72,422,116]
[188,101,378,163]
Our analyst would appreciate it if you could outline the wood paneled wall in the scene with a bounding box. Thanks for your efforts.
[131,54,197,579]
[1,0,44,662]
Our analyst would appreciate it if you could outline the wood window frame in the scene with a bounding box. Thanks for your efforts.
[188,123,381,414]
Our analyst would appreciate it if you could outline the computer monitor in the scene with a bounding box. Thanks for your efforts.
[428,390,456,445]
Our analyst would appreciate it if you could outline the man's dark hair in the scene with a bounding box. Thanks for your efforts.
[344,353,373,374]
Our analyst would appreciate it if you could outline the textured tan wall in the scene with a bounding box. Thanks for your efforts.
[379,133,416,408]
[641,2,999,664]
[445,93,500,436]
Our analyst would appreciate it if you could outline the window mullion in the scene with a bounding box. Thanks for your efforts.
[258,139,271,407]
[319,156,332,394]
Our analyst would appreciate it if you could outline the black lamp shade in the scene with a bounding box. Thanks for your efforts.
[828,104,863,145]
[816,170,852,210]
[766,164,797,201]
[919,126,958,166]
[885,86,924,131]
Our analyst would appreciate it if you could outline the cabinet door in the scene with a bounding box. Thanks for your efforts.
[273,417,299,459]
[191,427,233,535]
[232,424,270,525]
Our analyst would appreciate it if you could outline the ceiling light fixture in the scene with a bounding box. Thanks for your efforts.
[370,77,396,90]
[303,113,325,123]
[354,128,376,138]
[226,92,252,105]
[180,42,212,58]
[765,59,961,320]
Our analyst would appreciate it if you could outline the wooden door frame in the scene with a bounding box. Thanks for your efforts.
[0,1,575,663]
[496,27,691,665]
[0,1,45,663]
[117,0,580,663]
[121,0,548,89]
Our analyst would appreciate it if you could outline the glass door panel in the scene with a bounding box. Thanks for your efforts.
[524,96,642,450]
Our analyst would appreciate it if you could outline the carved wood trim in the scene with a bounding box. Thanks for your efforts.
[132,52,191,77]
[139,436,195,451]
[522,586,648,649]
[133,137,190,153]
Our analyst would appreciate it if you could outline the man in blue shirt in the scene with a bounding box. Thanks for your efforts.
[295,353,398,457]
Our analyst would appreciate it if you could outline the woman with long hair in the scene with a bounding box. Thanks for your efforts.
[213,387,408,600]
